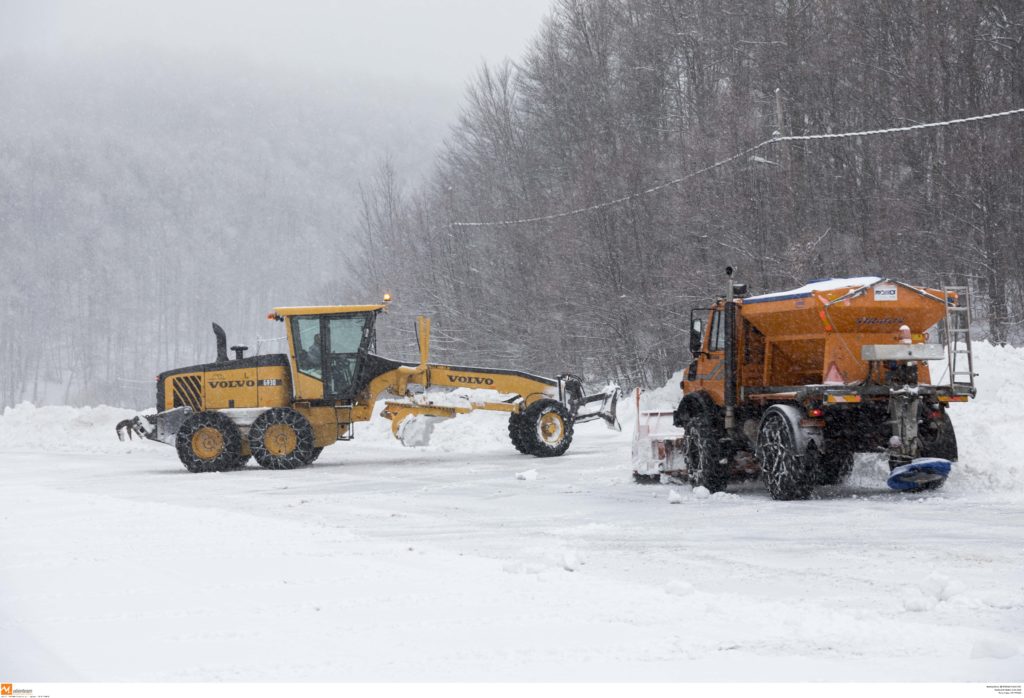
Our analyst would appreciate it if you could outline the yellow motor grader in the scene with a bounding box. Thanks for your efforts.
[118,299,619,472]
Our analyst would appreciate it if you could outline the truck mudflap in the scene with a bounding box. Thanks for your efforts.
[116,406,193,445]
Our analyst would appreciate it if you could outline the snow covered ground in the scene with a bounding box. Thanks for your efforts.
[2,343,1022,681]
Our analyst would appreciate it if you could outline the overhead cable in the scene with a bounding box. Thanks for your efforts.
[451,107,1024,229]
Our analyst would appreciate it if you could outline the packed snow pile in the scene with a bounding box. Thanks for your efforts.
[947,341,1024,493]
[0,403,163,455]
[634,367,686,413]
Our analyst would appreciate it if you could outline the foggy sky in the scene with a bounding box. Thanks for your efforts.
[1,0,553,90]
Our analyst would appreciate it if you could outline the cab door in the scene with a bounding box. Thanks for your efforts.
[692,306,726,405]
[322,313,375,401]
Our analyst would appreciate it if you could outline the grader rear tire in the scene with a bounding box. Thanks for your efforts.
[250,408,316,470]
[175,411,243,473]
[520,399,574,458]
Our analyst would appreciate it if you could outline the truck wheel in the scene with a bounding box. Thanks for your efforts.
[249,407,316,470]
[919,410,958,461]
[521,399,574,457]
[817,450,854,485]
[758,408,814,500]
[310,447,324,463]
[175,411,243,473]
[508,412,531,454]
[684,413,728,493]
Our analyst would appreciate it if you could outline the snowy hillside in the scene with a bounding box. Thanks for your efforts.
[1,344,1022,680]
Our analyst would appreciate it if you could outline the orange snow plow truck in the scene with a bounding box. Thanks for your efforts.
[633,270,976,499]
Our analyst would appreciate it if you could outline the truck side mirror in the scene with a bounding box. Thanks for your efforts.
[690,319,703,355]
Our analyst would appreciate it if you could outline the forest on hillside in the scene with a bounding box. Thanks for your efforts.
[0,55,452,408]
[2,0,1022,408]
[347,0,1024,389]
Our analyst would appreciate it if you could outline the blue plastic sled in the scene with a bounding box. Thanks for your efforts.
[887,458,952,492]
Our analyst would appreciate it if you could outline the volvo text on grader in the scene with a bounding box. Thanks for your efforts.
[633,271,976,499]
[118,299,619,472]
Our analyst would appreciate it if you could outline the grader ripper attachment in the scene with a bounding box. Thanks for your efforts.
[633,271,975,499]
[118,299,620,473]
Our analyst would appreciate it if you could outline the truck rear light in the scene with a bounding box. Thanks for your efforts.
[807,407,824,418]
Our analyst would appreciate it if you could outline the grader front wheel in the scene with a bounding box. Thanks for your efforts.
[250,408,316,470]
[508,412,531,454]
[520,399,574,457]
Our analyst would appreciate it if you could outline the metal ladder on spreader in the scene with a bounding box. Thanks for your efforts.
[941,285,975,393]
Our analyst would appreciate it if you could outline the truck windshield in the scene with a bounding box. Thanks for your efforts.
[708,310,725,352]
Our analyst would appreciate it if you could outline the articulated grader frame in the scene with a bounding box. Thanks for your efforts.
[118,300,620,473]
[634,271,976,499]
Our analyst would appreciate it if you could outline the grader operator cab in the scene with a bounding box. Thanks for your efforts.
[118,300,620,472]
[633,271,976,499]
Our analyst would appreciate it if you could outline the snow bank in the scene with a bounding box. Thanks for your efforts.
[0,403,163,455]
[946,341,1024,493]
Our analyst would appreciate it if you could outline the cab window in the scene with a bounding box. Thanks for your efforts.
[292,316,322,378]
[327,316,367,354]
[708,310,726,352]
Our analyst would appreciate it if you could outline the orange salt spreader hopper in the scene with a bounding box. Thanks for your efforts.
[739,278,952,390]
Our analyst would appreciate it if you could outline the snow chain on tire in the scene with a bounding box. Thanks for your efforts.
[684,412,729,493]
[175,411,244,473]
[757,409,814,500]
[249,407,316,470]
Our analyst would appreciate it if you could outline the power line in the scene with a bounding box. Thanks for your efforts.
[450,106,1024,229]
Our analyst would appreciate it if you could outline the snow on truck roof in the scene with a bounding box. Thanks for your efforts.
[743,277,883,304]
